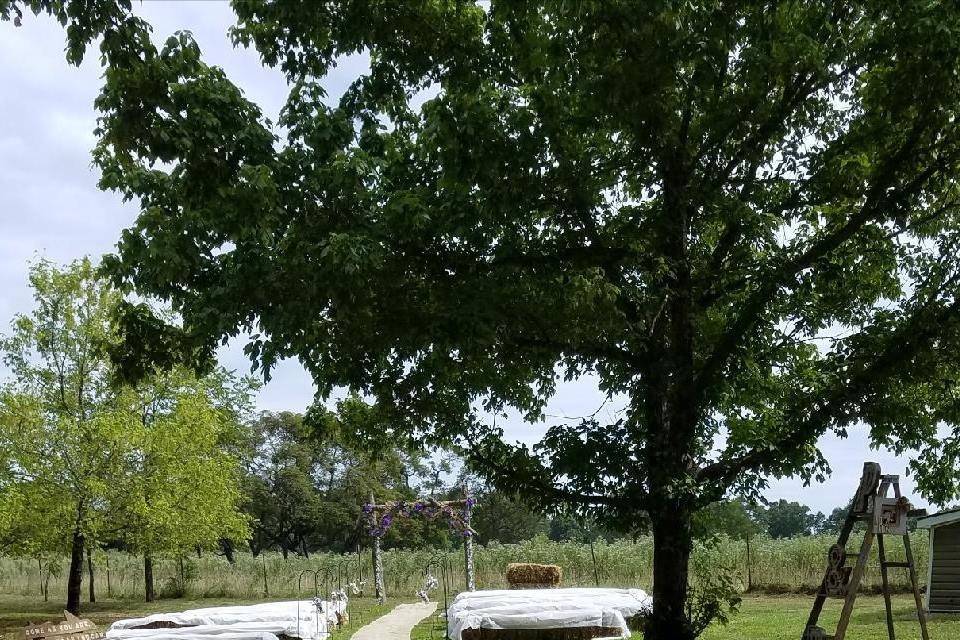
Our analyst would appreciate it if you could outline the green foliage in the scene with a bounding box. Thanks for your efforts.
[471,491,548,544]
[25,0,960,515]
[16,1,960,634]
[0,260,255,609]
[687,547,743,636]
[692,500,763,541]
[0,258,124,556]
[116,368,255,559]
[759,500,825,539]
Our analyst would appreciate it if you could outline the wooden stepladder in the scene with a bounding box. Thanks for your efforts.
[802,462,930,640]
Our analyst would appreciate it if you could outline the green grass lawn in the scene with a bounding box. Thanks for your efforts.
[700,594,960,639]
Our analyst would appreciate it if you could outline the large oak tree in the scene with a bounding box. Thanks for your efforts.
[9,1,960,636]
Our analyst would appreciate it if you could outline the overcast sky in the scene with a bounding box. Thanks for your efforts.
[0,1,942,515]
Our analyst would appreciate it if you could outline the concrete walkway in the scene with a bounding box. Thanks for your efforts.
[351,601,438,640]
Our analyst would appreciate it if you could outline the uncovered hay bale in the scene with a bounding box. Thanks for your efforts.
[130,622,191,630]
[506,563,562,588]
[461,627,620,640]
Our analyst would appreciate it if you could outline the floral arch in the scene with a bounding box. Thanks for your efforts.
[363,487,476,602]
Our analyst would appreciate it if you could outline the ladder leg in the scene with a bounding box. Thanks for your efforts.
[835,529,874,640]
[877,534,896,640]
[806,512,858,633]
[903,532,930,640]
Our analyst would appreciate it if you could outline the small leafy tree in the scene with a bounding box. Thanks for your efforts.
[116,368,253,601]
[0,259,124,613]
[11,2,960,635]
[0,261,254,608]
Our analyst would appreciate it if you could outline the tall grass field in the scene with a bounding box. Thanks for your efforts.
[0,533,929,601]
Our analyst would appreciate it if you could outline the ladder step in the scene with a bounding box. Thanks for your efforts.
[883,561,910,568]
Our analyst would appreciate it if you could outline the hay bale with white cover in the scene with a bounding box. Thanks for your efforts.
[107,600,344,640]
[506,563,561,589]
[461,626,619,639]
[446,587,651,640]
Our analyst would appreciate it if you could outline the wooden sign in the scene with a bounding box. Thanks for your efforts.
[22,612,104,640]
[872,496,910,536]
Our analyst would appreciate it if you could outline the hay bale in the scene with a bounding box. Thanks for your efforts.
[461,627,620,640]
[131,622,191,630]
[505,563,562,588]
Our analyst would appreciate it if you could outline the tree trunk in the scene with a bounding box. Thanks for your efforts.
[66,529,85,614]
[261,554,269,597]
[219,538,236,564]
[647,511,695,640]
[87,546,96,603]
[178,556,186,594]
[144,555,155,602]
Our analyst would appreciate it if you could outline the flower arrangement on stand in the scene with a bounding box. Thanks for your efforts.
[363,497,476,539]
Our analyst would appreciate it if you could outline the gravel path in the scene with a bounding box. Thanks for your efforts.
[351,601,438,640]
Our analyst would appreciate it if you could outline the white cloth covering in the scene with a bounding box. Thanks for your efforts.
[446,588,651,640]
[107,600,345,640]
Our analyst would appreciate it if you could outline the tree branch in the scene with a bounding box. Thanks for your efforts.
[694,121,950,403]
[697,279,960,489]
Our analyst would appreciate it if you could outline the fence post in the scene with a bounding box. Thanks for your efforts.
[464,484,475,591]
[371,492,385,603]
[261,553,269,596]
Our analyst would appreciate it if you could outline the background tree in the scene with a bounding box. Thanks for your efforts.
[246,400,453,556]
[0,259,123,614]
[760,500,824,539]
[0,260,255,609]
[245,411,331,557]
[821,501,852,535]
[116,368,254,601]
[691,500,763,541]
[11,1,960,636]
[471,490,549,545]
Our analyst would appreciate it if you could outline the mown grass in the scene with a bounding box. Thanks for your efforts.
[409,594,960,640]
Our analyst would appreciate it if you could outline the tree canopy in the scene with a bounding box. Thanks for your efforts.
[760,500,824,539]
[9,1,960,636]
